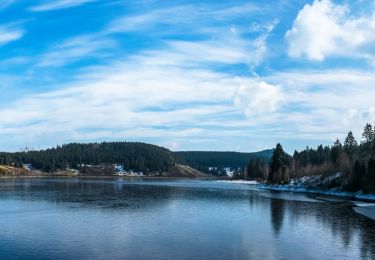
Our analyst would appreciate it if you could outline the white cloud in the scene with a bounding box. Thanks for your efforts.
[29,0,96,12]
[250,19,279,33]
[342,108,362,127]
[0,25,23,46]
[286,0,375,62]
[233,80,283,117]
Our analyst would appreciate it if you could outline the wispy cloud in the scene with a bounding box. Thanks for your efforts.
[35,2,272,68]
[107,4,261,33]
[0,37,254,150]
[3,39,375,152]
[138,36,267,68]
[3,0,374,153]
[0,67,236,149]
[0,0,15,9]
[37,34,116,67]
[0,24,23,46]
[262,69,375,139]
[29,0,97,12]
[0,2,323,152]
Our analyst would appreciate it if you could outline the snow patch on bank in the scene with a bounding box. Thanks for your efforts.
[258,184,355,197]
[258,184,375,201]
[257,173,375,202]
[353,193,375,201]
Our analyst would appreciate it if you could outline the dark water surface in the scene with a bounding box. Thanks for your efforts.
[0,178,374,259]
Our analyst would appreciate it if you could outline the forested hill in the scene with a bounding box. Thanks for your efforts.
[173,150,273,171]
[0,142,274,175]
[0,142,175,173]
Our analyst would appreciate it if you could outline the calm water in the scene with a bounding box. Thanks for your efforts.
[0,178,374,260]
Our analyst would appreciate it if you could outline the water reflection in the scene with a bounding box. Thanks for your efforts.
[270,199,285,238]
[0,178,177,211]
[266,195,375,258]
[0,178,374,259]
[0,178,259,211]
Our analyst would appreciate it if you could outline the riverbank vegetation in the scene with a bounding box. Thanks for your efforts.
[245,123,375,194]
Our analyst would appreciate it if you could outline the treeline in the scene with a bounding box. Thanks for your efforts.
[0,142,175,173]
[234,144,289,181]
[291,124,375,193]
[174,150,273,175]
[242,123,375,194]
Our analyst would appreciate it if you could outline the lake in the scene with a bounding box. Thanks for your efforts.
[0,178,374,259]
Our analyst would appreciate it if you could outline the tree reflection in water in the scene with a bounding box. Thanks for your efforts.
[268,196,375,258]
[270,198,285,238]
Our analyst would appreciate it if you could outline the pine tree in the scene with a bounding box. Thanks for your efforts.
[363,158,375,194]
[344,131,357,159]
[269,143,289,182]
[331,139,343,164]
[362,123,374,143]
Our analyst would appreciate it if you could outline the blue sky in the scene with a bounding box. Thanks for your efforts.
[1,0,375,153]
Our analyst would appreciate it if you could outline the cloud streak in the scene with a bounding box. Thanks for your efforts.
[29,0,97,12]
[37,34,117,67]
[0,24,23,46]
[0,0,15,9]
[1,0,375,153]
[107,3,261,34]
[2,44,375,152]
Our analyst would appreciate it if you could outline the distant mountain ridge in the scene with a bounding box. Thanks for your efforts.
[173,149,274,172]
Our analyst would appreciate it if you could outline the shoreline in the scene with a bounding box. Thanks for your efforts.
[0,175,217,180]
[3,175,374,202]
[257,184,375,202]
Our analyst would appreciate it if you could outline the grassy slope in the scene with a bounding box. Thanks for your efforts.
[165,164,209,178]
[0,165,31,176]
